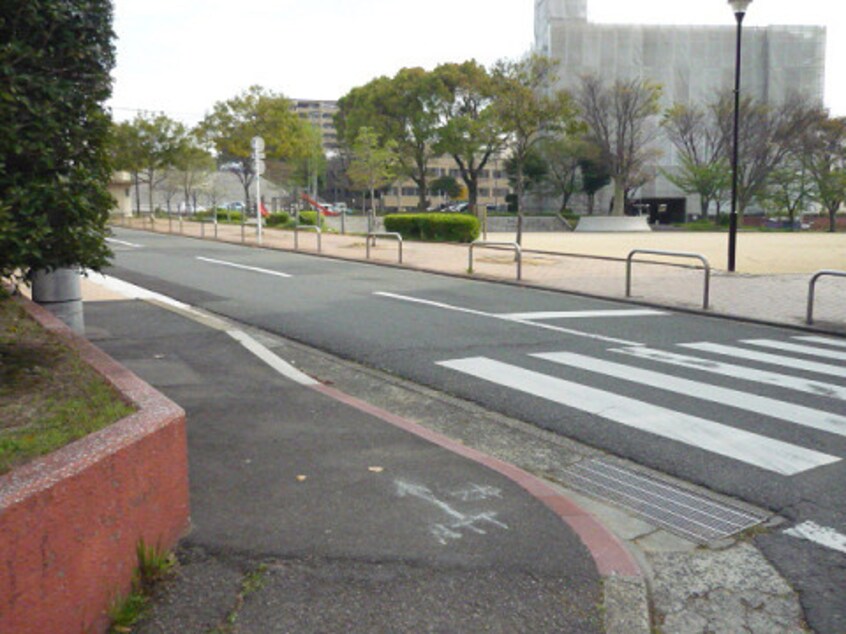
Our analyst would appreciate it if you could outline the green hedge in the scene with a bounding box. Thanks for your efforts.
[265,212,291,227]
[384,213,480,243]
[298,210,324,227]
[195,209,243,223]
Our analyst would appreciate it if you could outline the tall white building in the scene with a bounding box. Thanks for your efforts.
[534,0,826,217]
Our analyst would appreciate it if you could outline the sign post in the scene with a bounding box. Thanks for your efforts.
[251,136,266,244]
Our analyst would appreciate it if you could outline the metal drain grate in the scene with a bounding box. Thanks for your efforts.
[561,458,769,544]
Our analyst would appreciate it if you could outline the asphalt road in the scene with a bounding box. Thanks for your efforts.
[105,227,846,633]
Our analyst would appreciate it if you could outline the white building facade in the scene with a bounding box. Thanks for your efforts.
[534,0,826,218]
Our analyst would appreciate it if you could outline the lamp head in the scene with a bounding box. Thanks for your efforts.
[728,0,752,16]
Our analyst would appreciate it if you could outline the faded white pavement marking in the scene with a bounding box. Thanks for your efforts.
[613,347,846,401]
[498,309,667,320]
[793,336,846,349]
[784,521,846,555]
[534,351,846,438]
[743,339,846,362]
[106,237,143,248]
[437,357,840,476]
[374,291,643,347]
[196,256,292,278]
[85,273,191,310]
[227,330,318,386]
[395,479,508,545]
[680,342,846,379]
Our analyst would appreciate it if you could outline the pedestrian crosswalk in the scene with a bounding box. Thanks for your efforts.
[438,335,846,476]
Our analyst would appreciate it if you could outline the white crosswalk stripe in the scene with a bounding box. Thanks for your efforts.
[532,351,846,438]
[793,336,846,349]
[438,357,840,476]
[438,335,846,476]
[612,346,846,401]
[742,339,846,362]
[680,342,846,379]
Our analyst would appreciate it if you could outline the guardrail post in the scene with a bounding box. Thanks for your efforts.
[294,225,321,252]
[626,249,711,309]
[468,241,522,281]
[807,270,846,325]
[366,232,403,263]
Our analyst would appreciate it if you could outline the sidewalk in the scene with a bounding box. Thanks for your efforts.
[113,217,846,333]
[82,297,642,633]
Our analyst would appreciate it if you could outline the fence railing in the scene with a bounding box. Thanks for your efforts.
[626,249,711,309]
[366,232,403,263]
[807,270,846,325]
[469,241,522,281]
[293,225,322,252]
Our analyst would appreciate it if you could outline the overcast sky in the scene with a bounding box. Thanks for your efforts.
[108,0,845,125]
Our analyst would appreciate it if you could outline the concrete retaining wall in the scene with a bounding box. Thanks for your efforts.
[0,297,190,634]
[575,216,652,232]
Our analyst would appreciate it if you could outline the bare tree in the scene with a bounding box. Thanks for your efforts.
[662,103,731,219]
[713,92,823,219]
[806,115,846,232]
[576,75,662,216]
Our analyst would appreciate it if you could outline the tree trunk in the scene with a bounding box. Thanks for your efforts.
[133,172,141,215]
[147,169,155,217]
[516,165,525,246]
[611,179,625,217]
[829,208,838,233]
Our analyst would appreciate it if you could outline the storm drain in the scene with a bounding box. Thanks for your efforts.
[560,458,769,544]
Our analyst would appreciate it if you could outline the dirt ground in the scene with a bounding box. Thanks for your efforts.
[489,231,846,274]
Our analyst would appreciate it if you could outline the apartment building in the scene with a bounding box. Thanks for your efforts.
[290,99,341,153]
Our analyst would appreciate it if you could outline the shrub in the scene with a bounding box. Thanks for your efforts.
[298,210,324,227]
[265,212,290,227]
[384,213,480,243]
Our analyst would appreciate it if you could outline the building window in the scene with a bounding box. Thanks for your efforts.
[479,188,490,197]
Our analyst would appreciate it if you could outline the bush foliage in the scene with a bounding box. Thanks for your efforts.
[0,0,116,281]
[384,213,480,243]
[298,210,324,227]
[265,212,291,227]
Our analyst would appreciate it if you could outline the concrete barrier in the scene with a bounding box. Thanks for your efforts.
[0,297,190,634]
[575,216,652,232]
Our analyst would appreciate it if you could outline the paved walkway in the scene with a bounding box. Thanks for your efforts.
[113,217,846,334]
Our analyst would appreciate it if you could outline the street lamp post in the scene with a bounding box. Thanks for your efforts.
[727,0,752,273]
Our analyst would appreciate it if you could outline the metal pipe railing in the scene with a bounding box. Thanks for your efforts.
[807,270,846,325]
[626,249,711,309]
[469,241,522,281]
[366,232,403,263]
[294,225,322,252]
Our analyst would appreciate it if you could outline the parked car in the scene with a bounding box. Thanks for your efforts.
[225,201,245,211]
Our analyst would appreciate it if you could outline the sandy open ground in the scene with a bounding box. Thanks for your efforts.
[489,231,846,275]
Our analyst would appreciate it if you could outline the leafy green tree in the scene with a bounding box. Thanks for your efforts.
[347,127,398,231]
[136,113,186,214]
[577,75,662,217]
[579,153,612,215]
[199,86,309,211]
[110,120,145,214]
[172,132,216,211]
[806,115,846,232]
[0,0,116,282]
[493,55,581,242]
[337,68,446,211]
[434,60,506,218]
[505,149,547,211]
[429,175,462,200]
[537,136,596,213]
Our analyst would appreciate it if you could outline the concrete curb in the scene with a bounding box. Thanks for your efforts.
[312,384,650,633]
[0,294,190,634]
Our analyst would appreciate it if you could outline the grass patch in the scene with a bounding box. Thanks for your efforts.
[108,540,177,633]
[0,294,135,475]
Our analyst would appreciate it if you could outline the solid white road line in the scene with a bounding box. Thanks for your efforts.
[106,238,143,248]
[794,336,846,349]
[784,521,846,554]
[85,273,192,310]
[226,330,318,386]
[533,351,846,438]
[437,357,839,475]
[374,292,643,347]
[498,309,667,320]
[680,342,846,379]
[742,339,846,362]
[613,347,846,401]
[196,256,292,278]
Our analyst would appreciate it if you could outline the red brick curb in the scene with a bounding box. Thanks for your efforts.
[0,296,190,634]
[312,383,642,579]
